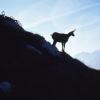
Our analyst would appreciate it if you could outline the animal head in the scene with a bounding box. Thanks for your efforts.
[68,29,76,36]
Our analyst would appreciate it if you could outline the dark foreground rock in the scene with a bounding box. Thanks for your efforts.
[0,14,100,100]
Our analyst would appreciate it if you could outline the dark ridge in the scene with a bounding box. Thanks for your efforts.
[0,14,100,100]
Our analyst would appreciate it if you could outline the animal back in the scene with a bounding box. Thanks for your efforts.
[52,32,68,43]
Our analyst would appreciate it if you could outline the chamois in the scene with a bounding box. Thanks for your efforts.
[51,29,75,52]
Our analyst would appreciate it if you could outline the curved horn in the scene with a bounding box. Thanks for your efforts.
[73,29,76,32]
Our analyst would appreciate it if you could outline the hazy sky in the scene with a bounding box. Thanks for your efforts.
[0,0,100,56]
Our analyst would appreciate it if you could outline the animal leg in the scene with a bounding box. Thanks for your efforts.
[62,43,64,52]
[53,40,56,46]
[63,43,65,50]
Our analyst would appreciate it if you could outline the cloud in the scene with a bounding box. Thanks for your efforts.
[76,16,100,29]
[31,3,100,28]
[15,1,100,30]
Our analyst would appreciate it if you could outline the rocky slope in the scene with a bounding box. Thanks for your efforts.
[0,14,100,100]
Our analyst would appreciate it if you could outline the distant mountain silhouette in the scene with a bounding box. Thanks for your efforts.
[75,51,100,69]
[0,14,100,100]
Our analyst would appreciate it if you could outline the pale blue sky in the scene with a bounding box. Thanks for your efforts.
[0,0,100,56]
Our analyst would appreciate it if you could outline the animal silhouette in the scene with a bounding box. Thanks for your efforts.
[51,29,76,52]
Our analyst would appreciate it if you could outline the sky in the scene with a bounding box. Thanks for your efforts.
[0,0,100,56]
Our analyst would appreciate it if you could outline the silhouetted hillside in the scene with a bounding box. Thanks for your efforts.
[0,14,100,100]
